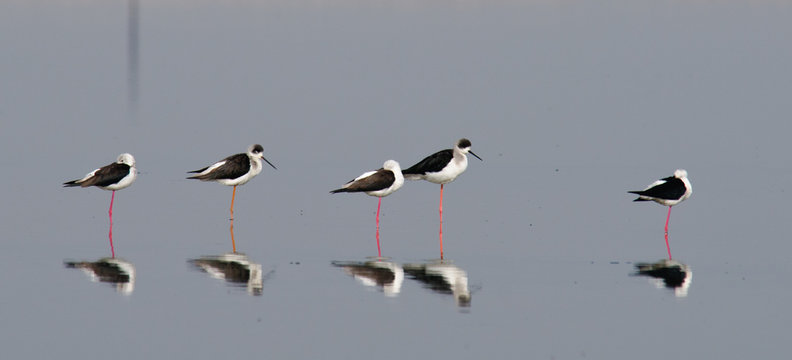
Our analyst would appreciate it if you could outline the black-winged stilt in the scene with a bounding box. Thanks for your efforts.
[331,160,404,257]
[63,153,137,258]
[629,169,692,259]
[402,139,481,259]
[65,257,136,294]
[403,260,471,307]
[634,259,692,297]
[332,260,405,297]
[188,144,276,221]
[189,253,266,296]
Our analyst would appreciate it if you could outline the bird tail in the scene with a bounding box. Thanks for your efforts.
[627,191,650,201]
[329,188,349,194]
[186,166,212,180]
[63,180,81,187]
[187,166,209,174]
[64,261,85,268]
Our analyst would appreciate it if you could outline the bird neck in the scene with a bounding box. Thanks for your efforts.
[250,157,263,174]
[453,148,468,165]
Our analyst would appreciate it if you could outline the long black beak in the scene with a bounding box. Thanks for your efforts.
[261,156,277,170]
[469,150,483,161]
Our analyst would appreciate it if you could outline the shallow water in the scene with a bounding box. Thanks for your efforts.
[2,0,791,359]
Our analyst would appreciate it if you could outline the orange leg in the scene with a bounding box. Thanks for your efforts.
[109,190,116,258]
[230,218,237,253]
[230,185,237,220]
[439,184,444,260]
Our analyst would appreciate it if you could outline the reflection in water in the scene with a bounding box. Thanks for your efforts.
[188,253,267,296]
[332,259,404,297]
[403,260,471,307]
[64,257,136,295]
[188,210,269,295]
[634,259,692,297]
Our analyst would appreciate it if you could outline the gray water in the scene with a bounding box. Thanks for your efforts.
[1,1,791,359]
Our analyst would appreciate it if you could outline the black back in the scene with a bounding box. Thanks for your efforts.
[64,162,131,188]
[188,153,250,180]
[402,149,453,175]
[629,176,686,200]
[64,260,132,283]
[189,258,252,283]
[330,169,395,193]
[331,261,396,286]
[635,262,688,288]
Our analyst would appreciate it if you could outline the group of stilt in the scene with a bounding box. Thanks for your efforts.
[62,139,692,261]
[330,138,482,259]
[63,144,276,258]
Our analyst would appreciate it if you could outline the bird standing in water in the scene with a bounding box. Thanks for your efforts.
[187,144,276,221]
[331,160,405,258]
[629,169,692,260]
[402,139,482,259]
[64,153,138,258]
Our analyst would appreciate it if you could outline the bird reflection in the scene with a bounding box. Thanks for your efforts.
[332,259,404,297]
[188,209,269,295]
[403,260,471,307]
[64,257,136,295]
[189,252,268,296]
[633,259,692,297]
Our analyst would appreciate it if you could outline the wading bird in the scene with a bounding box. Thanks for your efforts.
[188,144,276,220]
[64,153,137,258]
[629,169,692,260]
[331,160,404,257]
[402,139,481,259]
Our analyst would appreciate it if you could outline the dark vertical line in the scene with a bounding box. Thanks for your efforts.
[127,0,139,121]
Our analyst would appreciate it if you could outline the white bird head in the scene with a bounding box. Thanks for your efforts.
[117,153,136,167]
[383,160,401,172]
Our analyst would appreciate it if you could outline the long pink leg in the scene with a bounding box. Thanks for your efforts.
[664,206,672,260]
[376,197,382,258]
[439,184,444,260]
[109,190,116,258]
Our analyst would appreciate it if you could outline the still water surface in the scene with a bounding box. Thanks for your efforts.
[1,0,791,359]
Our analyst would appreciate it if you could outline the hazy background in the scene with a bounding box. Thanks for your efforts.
[1,0,791,359]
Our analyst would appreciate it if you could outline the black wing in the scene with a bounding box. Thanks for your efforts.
[403,265,453,295]
[331,261,396,286]
[65,162,131,188]
[188,153,250,181]
[189,258,252,283]
[402,149,453,175]
[64,260,131,283]
[331,169,395,193]
[629,176,686,201]
[635,262,687,288]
